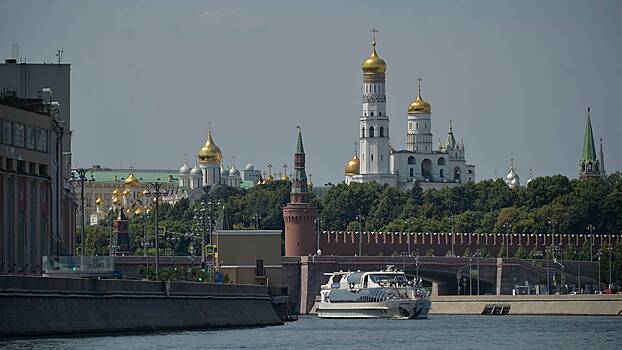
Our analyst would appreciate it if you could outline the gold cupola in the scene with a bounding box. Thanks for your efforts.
[198,129,223,165]
[408,77,431,114]
[95,196,104,206]
[345,153,360,176]
[112,186,121,197]
[124,172,140,188]
[361,29,386,74]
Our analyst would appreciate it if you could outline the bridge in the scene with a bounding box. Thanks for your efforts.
[281,255,601,314]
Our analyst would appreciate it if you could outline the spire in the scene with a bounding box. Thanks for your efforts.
[296,126,305,154]
[445,120,456,149]
[370,28,378,54]
[582,107,597,162]
[417,77,423,98]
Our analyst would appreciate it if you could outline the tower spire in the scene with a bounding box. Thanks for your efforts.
[370,28,378,52]
[417,77,423,97]
[580,106,600,179]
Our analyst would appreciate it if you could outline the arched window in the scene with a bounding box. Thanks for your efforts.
[407,156,415,165]
[371,112,374,116]
[437,157,446,166]
[369,127,374,137]
[379,111,382,116]
[361,127,365,137]
[421,159,432,179]
[380,127,384,137]
[409,168,414,177]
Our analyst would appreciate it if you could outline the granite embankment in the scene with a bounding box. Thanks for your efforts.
[0,276,282,337]
[430,294,622,316]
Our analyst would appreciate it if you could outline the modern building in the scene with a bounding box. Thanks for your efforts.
[283,127,317,256]
[579,107,605,179]
[0,96,76,274]
[344,33,476,190]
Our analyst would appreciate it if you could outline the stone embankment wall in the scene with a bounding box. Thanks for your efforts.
[430,295,622,316]
[0,276,282,337]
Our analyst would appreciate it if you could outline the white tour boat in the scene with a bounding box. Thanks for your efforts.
[317,266,431,319]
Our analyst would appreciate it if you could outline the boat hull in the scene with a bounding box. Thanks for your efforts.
[317,299,431,319]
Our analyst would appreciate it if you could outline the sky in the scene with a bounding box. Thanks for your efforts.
[1,0,621,186]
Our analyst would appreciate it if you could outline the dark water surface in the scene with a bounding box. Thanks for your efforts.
[1,315,621,350]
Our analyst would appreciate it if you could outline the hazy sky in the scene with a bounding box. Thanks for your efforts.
[1,0,620,185]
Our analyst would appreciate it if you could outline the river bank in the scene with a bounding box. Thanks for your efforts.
[0,275,282,338]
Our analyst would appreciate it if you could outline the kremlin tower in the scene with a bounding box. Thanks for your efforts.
[283,127,317,256]
[579,107,603,179]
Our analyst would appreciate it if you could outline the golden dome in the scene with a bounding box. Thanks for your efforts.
[134,206,142,216]
[112,187,121,197]
[124,172,140,187]
[122,189,131,196]
[125,207,132,216]
[198,130,223,165]
[345,154,360,176]
[265,174,274,183]
[361,41,386,74]
[112,196,120,206]
[95,197,104,206]
[408,78,431,114]
[281,174,290,181]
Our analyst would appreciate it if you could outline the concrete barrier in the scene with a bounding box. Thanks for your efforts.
[0,276,283,337]
[430,295,622,316]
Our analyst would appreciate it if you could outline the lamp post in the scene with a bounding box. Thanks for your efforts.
[68,168,95,260]
[356,209,364,257]
[502,222,512,259]
[576,249,581,293]
[404,219,412,256]
[253,213,262,230]
[450,216,455,257]
[608,245,613,291]
[469,254,473,296]
[475,249,481,295]
[314,218,322,256]
[143,178,169,280]
[415,251,420,284]
[597,251,602,292]
[587,224,595,261]
[545,245,553,294]
[194,206,207,271]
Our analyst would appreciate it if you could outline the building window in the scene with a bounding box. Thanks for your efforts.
[36,129,48,153]
[3,121,12,145]
[369,127,374,137]
[379,112,382,116]
[361,127,365,137]
[409,168,414,177]
[407,156,415,165]
[26,126,35,150]
[381,154,383,161]
[440,169,444,178]
[371,154,373,161]
[13,123,25,147]
[379,127,384,137]
[370,112,374,116]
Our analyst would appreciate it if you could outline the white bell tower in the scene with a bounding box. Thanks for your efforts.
[359,28,390,175]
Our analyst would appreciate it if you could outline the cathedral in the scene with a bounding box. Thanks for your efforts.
[344,32,476,190]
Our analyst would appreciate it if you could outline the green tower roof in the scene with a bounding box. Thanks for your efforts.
[582,107,597,162]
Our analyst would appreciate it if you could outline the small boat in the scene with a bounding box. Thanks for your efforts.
[317,266,431,319]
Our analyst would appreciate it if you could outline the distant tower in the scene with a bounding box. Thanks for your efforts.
[113,208,131,256]
[579,107,601,179]
[283,127,317,256]
[599,138,606,177]
[406,77,433,153]
[198,124,223,186]
[359,28,390,175]
[505,159,520,189]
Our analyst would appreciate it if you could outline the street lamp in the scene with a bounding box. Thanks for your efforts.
[356,209,364,257]
[193,207,207,271]
[143,178,169,280]
[404,219,413,256]
[314,218,322,256]
[469,253,473,296]
[415,251,420,284]
[68,168,95,260]
[502,222,512,259]
[597,251,602,292]
[474,249,481,295]
[450,216,455,257]
[608,245,613,291]
[587,224,595,261]
[253,213,262,230]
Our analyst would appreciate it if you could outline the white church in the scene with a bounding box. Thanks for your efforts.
[345,32,476,190]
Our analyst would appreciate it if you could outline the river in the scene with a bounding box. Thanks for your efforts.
[1,315,620,349]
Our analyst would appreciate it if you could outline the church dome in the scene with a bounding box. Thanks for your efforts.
[179,161,190,175]
[345,154,360,176]
[281,174,290,181]
[408,94,431,114]
[362,47,386,74]
[124,172,140,187]
[112,187,121,197]
[229,165,240,176]
[245,163,254,171]
[95,196,104,206]
[190,165,202,176]
[112,196,120,206]
[265,174,274,183]
[198,130,223,165]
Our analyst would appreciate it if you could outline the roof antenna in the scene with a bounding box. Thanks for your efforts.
[56,48,64,65]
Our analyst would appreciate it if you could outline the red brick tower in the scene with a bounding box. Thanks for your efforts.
[283,127,317,256]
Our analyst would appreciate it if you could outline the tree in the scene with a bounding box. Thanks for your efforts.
[515,246,528,259]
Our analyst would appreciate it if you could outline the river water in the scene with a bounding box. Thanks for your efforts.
[1,315,620,350]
